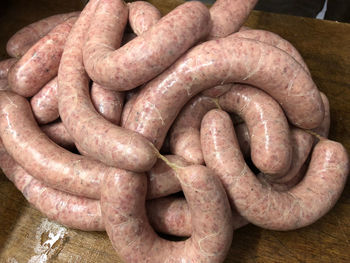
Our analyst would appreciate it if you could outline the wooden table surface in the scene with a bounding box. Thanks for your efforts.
[1,0,349,262]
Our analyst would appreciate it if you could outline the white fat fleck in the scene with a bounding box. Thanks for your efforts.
[27,218,67,263]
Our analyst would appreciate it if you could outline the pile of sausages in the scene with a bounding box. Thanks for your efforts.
[0,0,349,262]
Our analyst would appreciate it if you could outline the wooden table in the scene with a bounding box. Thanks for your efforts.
[1,0,349,262]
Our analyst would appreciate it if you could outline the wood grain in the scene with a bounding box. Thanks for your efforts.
[0,1,349,262]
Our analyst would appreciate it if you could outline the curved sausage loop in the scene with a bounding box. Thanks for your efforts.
[91,82,125,125]
[169,95,217,164]
[8,17,77,97]
[0,140,104,231]
[219,84,292,176]
[101,165,233,263]
[0,91,103,199]
[209,0,258,39]
[6,11,79,58]
[31,77,59,124]
[128,1,162,36]
[83,0,210,91]
[147,196,249,237]
[125,35,324,150]
[58,0,157,172]
[232,29,310,74]
[201,109,349,230]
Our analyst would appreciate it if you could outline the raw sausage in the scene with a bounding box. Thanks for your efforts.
[0,140,206,234]
[232,29,310,74]
[128,1,162,36]
[8,17,77,97]
[41,121,75,150]
[83,0,210,90]
[313,92,330,138]
[209,0,258,39]
[30,77,59,124]
[0,91,103,199]
[6,12,80,58]
[218,84,292,175]
[0,58,17,79]
[101,165,233,262]
[147,196,249,237]
[0,139,104,231]
[58,0,157,172]
[169,95,217,164]
[91,82,125,125]
[125,35,324,149]
[147,155,189,199]
[201,109,349,230]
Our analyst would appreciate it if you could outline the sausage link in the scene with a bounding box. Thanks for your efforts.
[169,95,217,164]
[0,141,204,234]
[101,165,233,262]
[0,58,17,79]
[41,121,75,150]
[120,89,139,127]
[0,58,18,90]
[58,0,157,172]
[0,91,104,199]
[209,0,258,39]
[128,1,162,36]
[0,141,104,231]
[147,155,189,199]
[83,0,210,91]
[201,84,231,98]
[260,128,314,186]
[147,197,191,237]
[0,79,9,91]
[125,36,324,149]
[6,12,80,58]
[30,77,59,124]
[147,196,249,237]
[235,122,250,158]
[232,29,310,74]
[201,109,349,230]
[91,82,125,125]
[203,28,311,98]
[8,17,77,97]
[219,84,292,175]
[313,92,330,138]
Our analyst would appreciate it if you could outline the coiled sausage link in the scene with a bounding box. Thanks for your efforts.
[101,165,233,263]
[218,84,292,175]
[30,77,59,124]
[128,1,162,36]
[201,109,349,230]
[0,139,104,231]
[147,196,249,237]
[209,0,258,39]
[83,0,211,91]
[1,140,215,235]
[8,17,77,97]
[6,11,80,58]
[0,91,104,199]
[58,0,157,172]
[0,58,17,79]
[125,35,324,150]
[169,95,217,164]
[91,82,125,125]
